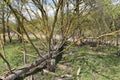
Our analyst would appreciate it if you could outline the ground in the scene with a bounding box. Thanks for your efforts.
[0,40,120,80]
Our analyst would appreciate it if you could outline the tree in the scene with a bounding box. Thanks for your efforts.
[1,0,120,80]
[1,1,6,43]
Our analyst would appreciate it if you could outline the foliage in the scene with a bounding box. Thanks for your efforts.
[0,0,120,80]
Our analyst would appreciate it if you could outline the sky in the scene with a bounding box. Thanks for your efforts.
[28,0,120,17]
[112,0,120,4]
[9,0,120,22]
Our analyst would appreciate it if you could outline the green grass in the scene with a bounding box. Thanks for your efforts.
[0,42,22,73]
[0,41,120,80]
[56,45,120,80]
[0,40,36,75]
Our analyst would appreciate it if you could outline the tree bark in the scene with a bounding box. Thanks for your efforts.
[2,4,6,43]
[3,53,49,80]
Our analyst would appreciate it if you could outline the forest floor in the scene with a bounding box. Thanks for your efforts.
[0,40,120,80]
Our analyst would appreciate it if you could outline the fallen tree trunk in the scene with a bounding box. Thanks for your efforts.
[3,54,50,80]
[2,41,67,80]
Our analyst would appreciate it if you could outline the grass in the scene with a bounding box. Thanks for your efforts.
[0,41,120,80]
[56,45,120,80]
[0,40,37,75]
[0,42,22,73]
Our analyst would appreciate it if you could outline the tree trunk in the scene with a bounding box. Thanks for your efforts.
[6,13,12,43]
[2,6,6,43]
[17,21,22,43]
[7,25,12,43]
